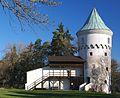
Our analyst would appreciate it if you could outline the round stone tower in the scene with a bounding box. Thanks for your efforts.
[77,8,113,93]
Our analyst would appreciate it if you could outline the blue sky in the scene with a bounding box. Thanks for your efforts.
[0,0,120,62]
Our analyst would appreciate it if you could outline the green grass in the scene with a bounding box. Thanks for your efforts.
[0,88,120,98]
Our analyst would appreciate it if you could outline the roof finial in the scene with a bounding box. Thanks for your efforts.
[92,7,97,13]
[93,7,96,10]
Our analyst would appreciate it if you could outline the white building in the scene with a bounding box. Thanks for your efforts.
[77,8,113,93]
[25,56,85,90]
[25,8,113,94]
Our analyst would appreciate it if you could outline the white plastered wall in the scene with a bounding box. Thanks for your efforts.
[77,29,113,93]
[25,66,82,90]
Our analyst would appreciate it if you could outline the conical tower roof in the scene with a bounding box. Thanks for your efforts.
[80,8,111,31]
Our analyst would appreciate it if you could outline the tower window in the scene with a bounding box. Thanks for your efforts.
[90,52,93,56]
[81,45,84,50]
[108,45,111,50]
[101,44,104,49]
[104,80,107,84]
[108,38,110,44]
[95,44,99,49]
[105,45,107,49]
[84,46,86,49]
[86,45,90,49]
[81,38,84,44]
[90,44,94,49]
[106,67,108,71]
[105,52,107,56]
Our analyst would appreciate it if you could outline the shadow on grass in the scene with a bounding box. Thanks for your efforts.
[5,90,116,98]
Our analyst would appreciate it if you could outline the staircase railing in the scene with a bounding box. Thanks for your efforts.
[79,82,87,91]
[26,73,49,90]
[26,71,78,90]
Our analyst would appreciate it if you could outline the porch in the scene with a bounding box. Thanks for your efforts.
[25,56,85,90]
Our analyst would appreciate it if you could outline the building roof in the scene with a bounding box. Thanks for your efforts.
[80,8,111,31]
[48,56,84,63]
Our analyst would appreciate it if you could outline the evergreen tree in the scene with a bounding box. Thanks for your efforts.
[111,59,120,93]
[51,23,77,56]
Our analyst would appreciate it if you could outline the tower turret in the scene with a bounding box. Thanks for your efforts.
[77,8,113,93]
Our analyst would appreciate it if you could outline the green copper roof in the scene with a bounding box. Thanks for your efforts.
[80,8,111,31]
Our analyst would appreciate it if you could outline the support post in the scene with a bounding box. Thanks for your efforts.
[59,78,61,90]
[41,81,43,88]
[49,79,50,90]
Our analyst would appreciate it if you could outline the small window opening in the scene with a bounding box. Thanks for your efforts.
[81,38,84,44]
[105,52,107,56]
[84,46,86,49]
[105,45,107,49]
[95,44,99,48]
[101,44,104,49]
[81,45,84,50]
[90,44,94,49]
[104,80,107,84]
[90,52,93,56]
[108,38,110,44]
[108,45,111,50]
[106,67,108,71]
[86,45,90,49]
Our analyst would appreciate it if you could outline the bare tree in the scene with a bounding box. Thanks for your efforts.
[90,54,111,93]
[0,0,61,30]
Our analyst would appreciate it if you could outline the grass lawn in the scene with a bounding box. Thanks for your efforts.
[0,88,120,98]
